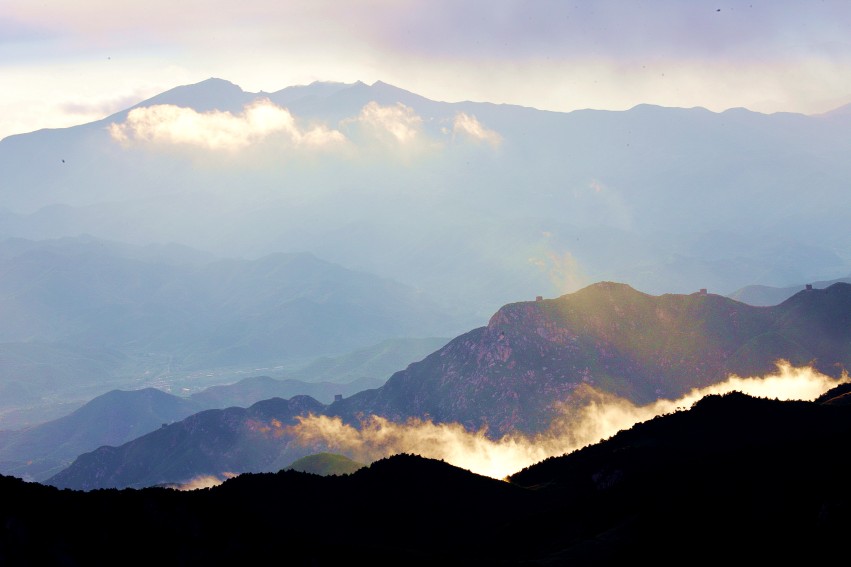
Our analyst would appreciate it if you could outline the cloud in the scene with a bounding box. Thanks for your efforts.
[105,98,504,165]
[348,101,423,144]
[109,99,346,150]
[451,113,501,147]
[285,361,848,480]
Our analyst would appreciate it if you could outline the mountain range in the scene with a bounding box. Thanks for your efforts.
[45,281,851,490]
[4,386,851,565]
[3,78,851,316]
[4,77,851,561]
[4,78,851,434]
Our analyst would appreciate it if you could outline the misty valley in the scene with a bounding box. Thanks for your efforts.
[2,79,851,564]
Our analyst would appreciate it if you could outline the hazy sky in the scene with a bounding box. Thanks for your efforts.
[2,0,850,140]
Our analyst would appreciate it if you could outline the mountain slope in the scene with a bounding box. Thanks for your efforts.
[330,282,851,437]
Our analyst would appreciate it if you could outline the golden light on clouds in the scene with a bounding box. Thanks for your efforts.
[285,361,847,480]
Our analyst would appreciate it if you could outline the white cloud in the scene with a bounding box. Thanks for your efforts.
[452,112,501,147]
[349,101,423,144]
[109,98,346,150]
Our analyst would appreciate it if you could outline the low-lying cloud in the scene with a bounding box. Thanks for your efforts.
[286,361,848,480]
[109,98,345,150]
[349,101,423,144]
[108,99,503,160]
[451,112,502,147]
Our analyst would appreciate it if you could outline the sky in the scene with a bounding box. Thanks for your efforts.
[2,0,851,141]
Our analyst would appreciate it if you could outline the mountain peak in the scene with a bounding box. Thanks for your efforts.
[129,77,250,114]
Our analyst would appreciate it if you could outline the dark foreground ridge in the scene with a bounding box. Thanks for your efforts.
[4,386,851,566]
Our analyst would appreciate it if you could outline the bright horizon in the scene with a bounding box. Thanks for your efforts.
[3,0,851,141]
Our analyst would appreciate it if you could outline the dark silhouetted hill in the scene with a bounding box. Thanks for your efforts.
[284,452,365,476]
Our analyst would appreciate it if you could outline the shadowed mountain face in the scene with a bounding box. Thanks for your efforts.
[6,391,851,565]
[329,281,851,436]
[44,282,851,490]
